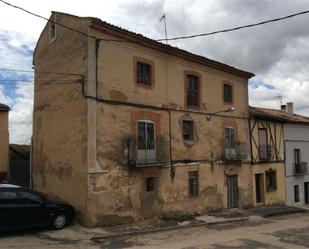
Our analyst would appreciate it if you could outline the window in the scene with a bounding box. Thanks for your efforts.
[224,127,236,159]
[188,171,199,196]
[223,84,232,103]
[146,177,155,192]
[19,191,44,204]
[137,120,156,163]
[186,74,200,107]
[136,62,152,85]
[0,191,18,204]
[294,185,300,203]
[258,128,269,160]
[266,169,277,192]
[183,120,194,141]
[294,149,301,166]
[49,14,57,43]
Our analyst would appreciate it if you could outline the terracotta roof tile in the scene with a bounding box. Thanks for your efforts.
[250,106,309,124]
[52,12,254,79]
[89,18,254,79]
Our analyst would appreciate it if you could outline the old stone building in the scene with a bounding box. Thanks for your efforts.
[0,103,9,182]
[32,12,255,226]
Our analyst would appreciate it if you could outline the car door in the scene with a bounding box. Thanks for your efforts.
[18,191,51,227]
[0,189,26,229]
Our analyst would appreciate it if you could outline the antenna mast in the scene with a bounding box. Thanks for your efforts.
[159,14,168,44]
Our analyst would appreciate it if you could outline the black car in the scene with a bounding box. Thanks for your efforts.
[0,184,75,231]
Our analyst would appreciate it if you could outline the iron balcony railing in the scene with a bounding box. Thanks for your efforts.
[293,162,308,176]
[128,139,169,167]
[222,141,249,162]
[258,144,275,161]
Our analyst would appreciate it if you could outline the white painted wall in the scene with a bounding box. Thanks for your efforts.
[284,124,309,206]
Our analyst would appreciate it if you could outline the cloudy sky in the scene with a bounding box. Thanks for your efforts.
[0,0,309,144]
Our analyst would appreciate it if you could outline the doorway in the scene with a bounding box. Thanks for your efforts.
[255,173,265,204]
[227,175,238,208]
[304,182,309,204]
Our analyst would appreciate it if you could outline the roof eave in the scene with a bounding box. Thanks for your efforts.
[90,20,255,80]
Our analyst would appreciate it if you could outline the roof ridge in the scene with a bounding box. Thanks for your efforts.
[51,11,254,79]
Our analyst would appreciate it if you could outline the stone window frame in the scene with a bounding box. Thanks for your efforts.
[184,70,202,109]
[222,81,234,105]
[179,114,198,146]
[133,56,155,88]
[49,13,58,44]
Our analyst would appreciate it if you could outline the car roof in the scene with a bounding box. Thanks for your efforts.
[0,184,21,188]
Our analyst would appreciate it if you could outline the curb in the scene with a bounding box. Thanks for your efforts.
[90,217,249,241]
[262,208,307,217]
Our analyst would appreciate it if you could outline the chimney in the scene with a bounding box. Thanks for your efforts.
[287,102,294,115]
[281,105,286,111]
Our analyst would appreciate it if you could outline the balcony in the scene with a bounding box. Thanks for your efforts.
[128,139,169,167]
[222,141,249,163]
[258,145,275,161]
[293,162,308,176]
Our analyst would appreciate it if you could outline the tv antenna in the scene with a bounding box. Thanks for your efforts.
[159,13,168,44]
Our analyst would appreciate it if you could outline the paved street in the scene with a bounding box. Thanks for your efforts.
[1,213,309,249]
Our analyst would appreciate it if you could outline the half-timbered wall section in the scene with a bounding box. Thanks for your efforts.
[249,118,284,164]
[249,107,286,206]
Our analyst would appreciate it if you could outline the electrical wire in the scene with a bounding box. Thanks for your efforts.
[0,0,127,43]
[2,0,309,44]
[157,10,309,41]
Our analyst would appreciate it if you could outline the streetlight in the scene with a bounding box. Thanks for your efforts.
[206,107,235,121]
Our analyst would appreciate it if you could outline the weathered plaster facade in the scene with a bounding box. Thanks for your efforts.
[249,108,286,206]
[284,123,309,206]
[0,103,9,182]
[33,12,255,226]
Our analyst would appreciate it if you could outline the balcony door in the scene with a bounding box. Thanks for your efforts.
[137,120,156,164]
[258,128,268,159]
[224,127,236,159]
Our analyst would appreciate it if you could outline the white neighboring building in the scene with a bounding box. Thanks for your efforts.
[283,103,309,206]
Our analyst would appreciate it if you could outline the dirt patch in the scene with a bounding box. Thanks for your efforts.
[209,239,281,249]
[272,226,309,248]
[92,236,145,249]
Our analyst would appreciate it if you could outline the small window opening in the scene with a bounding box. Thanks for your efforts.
[266,169,277,192]
[183,120,194,141]
[137,62,151,85]
[188,171,199,196]
[146,177,155,192]
[224,84,232,103]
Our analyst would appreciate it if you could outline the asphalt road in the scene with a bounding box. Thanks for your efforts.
[1,213,309,249]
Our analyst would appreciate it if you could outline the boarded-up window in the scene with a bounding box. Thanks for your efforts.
[186,75,199,107]
[137,62,151,85]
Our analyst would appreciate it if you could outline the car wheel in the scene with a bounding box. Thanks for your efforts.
[53,213,67,229]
